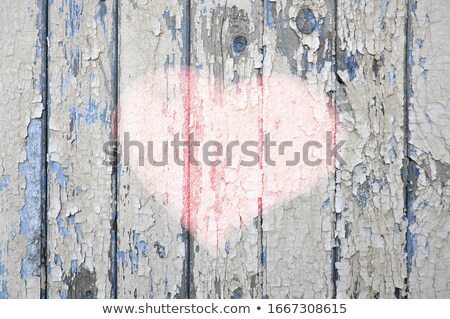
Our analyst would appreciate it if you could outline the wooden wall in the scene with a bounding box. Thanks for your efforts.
[0,0,448,299]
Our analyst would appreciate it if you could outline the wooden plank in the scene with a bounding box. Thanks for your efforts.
[189,0,264,298]
[408,0,450,298]
[47,0,116,298]
[335,0,408,298]
[117,0,188,298]
[0,0,45,299]
[262,0,336,298]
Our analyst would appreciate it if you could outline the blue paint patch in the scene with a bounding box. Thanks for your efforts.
[0,281,8,299]
[153,241,167,258]
[424,242,430,258]
[130,251,139,274]
[224,241,230,255]
[85,97,100,126]
[66,48,81,78]
[70,77,104,130]
[388,66,397,85]
[315,21,333,74]
[0,175,10,192]
[67,215,76,225]
[165,54,175,70]
[96,0,108,33]
[407,233,417,271]
[415,39,423,48]
[406,161,419,273]
[148,281,154,298]
[59,290,68,299]
[264,0,275,30]
[418,57,426,67]
[66,0,82,38]
[0,251,5,275]
[196,63,203,70]
[118,251,127,267]
[70,107,83,131]
[320,198,330,212]
[300,47,309,79]
[54,254,63,267]
[162,10,177,41]
[354,182,372,208]
[50,161,68,189]
[261,245,267,269]
[342,50,359,81]
[74,223,83,245]
[180,0,190,66]
[407,163,419,221]
[100,105,108,126]
[388,148,397,162]
[56,213,70,238]
[138,241,149,258]
[75,186,84,196]
[18,119,42,279]
[60,72,72,95]
[417,200,428,210]
[379,0,388,30]
[393,223,401,235]
[71,260,81,274]
[411,0,417,13]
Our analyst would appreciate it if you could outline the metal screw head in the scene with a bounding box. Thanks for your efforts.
[233,35,248,53]
[296,9,317,34]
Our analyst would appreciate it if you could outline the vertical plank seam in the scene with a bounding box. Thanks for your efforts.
[332,0,339,300]
[259,0,266,299]
[185,0,193,299]
[40,0,49,300]
[404,0,414,298]
[111,0,120,300]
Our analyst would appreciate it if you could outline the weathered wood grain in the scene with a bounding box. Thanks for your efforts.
[262,0,335,298]
[189,0,264,298]
[408,0,450,298]
[117,0,188,298]
[47,0,116,298]
[1,0,450,300]
[0,0,45,299]
[335,0,408,298]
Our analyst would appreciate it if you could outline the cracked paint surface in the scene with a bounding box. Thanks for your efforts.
[0,0,449,299]
[260,0,336,299]
[0,0,44,299]
[47,0,116,299]
[118,0,187,299]
[408,0,450,298]
[335,0,408,298]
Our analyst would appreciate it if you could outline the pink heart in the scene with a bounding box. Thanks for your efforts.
[119,68,337,252]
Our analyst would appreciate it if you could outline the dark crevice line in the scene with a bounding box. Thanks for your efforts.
[40,0,49,300]
[332,0,340,300]
[404,0,414,299]
[259,0,266,299]
[111,0,120,299]
[184,0,193,300]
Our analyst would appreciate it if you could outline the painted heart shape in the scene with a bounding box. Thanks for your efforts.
[119,68,337,252]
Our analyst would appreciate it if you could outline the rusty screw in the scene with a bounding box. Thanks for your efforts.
[296,9,317,34]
